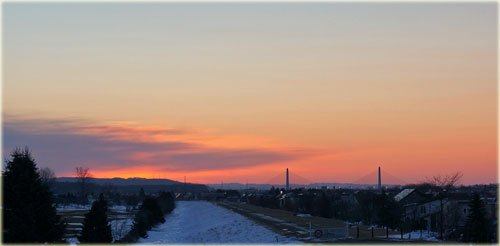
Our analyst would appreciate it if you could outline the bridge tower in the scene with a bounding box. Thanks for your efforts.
[286,168,290,191]
[378,166,382,193]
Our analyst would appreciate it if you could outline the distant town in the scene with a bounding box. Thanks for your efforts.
[47,167,498,243]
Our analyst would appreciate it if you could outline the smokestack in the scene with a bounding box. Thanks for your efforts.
[286,168,290,191]
[378,166,382,193]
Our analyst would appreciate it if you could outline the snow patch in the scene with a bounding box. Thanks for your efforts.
[139,201,299,244]
[388,230,440,241]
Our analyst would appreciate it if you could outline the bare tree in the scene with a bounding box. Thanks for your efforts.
[75,167,92,204]
[426,171,463,190]
[39,167,56,186]
[424,171,463,239]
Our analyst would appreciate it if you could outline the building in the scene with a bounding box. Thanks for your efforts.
[394,188,429,205]
[403,199,442,232]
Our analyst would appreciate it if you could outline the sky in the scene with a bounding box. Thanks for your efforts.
[2,2,498,185]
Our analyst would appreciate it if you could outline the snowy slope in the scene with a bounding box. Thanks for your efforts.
[139,201,298,244]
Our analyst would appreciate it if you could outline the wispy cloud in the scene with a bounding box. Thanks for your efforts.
[2,115,311,176]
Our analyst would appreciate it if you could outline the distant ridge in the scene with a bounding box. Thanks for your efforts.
[52,177,208,194]
[56,177,182,186]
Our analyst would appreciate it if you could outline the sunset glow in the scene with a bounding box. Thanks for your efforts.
[3,3,497,185]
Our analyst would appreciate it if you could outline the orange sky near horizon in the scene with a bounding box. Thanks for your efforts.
[2,3,498,185]
[4,115,495,185]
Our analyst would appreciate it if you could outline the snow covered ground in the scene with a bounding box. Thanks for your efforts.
[56,204,92,211]
[110,218,134,241]
[388,230,439,241]
[66,217,133,244]
[139,201,299,244]
[58,204,134,244]
[57,203,129,212]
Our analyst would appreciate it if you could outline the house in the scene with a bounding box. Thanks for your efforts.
[394,189,429,206]
[395,188,442,232]
[444,193,497,228]
[484,197,498,222]
[400,191,497,237]
[443,192,472,229]
[403,199,442,232]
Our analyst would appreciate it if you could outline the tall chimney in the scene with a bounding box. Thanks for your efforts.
[286,168,290,191]
[378,166,382,193]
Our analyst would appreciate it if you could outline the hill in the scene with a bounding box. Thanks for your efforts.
[51,177,208,194]
[56,177,181,186]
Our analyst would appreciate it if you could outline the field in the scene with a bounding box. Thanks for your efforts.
[56,204,134,243]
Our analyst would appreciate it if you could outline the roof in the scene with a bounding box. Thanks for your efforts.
[394,188,415,202]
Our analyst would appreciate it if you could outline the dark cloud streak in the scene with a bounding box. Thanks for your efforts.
[2,117,304,175]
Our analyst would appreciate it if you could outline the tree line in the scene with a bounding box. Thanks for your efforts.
[2,147,176,243]
[78,190,175,243]
[118,191,175,242]
[245,184,495,243]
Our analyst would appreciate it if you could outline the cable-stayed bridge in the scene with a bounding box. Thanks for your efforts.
[261,166,408,190]
[352,168,407,185]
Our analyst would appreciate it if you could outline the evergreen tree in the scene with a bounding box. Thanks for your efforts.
[141,197,165,225]
[78,193,113,243]
[375,192,401,229]
[463,193,490,243]
[130,209,151,239]
[128,197,166,240]
[300,192,315,214]
[157,191,176,214]
[318,192,332,218]
[269,186,276,195]
[139,187,146,199]
[2,147,65,243]
[356,191,377,225]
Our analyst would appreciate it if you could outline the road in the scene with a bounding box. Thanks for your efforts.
[219,201,409,243]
